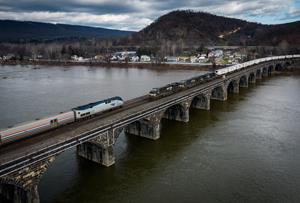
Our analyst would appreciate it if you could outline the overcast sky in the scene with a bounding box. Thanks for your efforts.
[0,0,299,31]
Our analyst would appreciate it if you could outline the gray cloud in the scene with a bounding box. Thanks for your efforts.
[0,0,298,31]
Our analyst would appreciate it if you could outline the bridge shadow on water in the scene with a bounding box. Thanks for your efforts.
[39,78,270,203]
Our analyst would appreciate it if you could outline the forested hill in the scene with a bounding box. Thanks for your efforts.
[131,10,300,46]
[0,20,134,42]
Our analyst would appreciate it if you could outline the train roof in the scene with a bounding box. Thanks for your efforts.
[73,96,123,111]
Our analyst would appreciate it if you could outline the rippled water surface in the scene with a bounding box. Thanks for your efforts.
[1,65,300,203]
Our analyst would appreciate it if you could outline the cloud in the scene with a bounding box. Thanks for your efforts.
[0,0,299,31]
[282,6,300,20]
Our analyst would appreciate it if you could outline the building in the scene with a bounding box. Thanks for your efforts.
[190,56,199,63]
[131,56,140,62]
[177,56,190,63]
[71,55,86,62]
[94,55,105,61]
[140,55,151,62]
[165,56,177,62]
[3,54,16,61]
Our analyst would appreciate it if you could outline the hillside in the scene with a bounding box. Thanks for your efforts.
[0,20,134,42]
[131,10,300,47]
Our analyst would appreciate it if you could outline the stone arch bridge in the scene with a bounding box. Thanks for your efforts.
[0,57,299,202]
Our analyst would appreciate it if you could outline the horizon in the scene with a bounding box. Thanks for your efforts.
[0,0,299,31]
[1,9,300,32]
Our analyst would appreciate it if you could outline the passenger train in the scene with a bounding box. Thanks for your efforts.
[1,55,299,146]
[0,96,124,145]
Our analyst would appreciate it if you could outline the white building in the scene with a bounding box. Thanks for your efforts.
[165,56,177,62]
[113,51,137,61]
[198,56,207,62]
[208,50,223,58]
[140,55,151,62]
[190,56,199,63]
[131,56,140,62]
[71,55,85,62]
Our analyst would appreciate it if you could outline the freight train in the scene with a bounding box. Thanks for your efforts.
[149,72,219,98]
[149,55,300,99]
[0,96,124,145]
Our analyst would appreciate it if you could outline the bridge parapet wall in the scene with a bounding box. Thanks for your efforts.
[0,156,56,203]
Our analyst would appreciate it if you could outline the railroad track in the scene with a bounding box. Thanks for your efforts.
[0,95,150,156]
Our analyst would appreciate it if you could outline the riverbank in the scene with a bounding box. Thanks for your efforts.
[0,60,219,71]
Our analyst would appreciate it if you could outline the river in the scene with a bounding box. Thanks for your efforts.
[1,65,300,203]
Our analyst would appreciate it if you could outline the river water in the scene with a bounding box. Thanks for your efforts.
[1,65,300,203]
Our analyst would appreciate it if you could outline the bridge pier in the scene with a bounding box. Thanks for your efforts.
[77,142,115,167]
[0,156,56,203]
[125,112,163,140]
[77,128,122,167]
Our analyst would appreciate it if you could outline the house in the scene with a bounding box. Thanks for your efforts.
[71,55,79,60]
[131,56,140,62]
[198,56,207,63]
[94,55,105,61]
[208,50,223,58]
[112,51,137,61]
[3,54,15,61]
[140,55,151,62]
[190,56,199,63]
[177,56,190,63]
[165,56,177,62]
[110,55,118,61]
[71,55,85,62]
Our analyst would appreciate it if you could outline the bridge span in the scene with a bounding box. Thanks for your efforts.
[0,56,299,203]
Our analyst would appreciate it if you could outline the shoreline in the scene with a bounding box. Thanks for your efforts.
[0,60,219,71]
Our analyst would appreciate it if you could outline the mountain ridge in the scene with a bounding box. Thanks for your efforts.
[0,20,134,42]
[130,10,300,47]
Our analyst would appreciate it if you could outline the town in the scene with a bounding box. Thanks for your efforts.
[0,46,262,66]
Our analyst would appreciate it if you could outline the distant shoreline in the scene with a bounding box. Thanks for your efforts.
[0,60,219,71]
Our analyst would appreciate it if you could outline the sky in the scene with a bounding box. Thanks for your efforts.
[0,0,299,31]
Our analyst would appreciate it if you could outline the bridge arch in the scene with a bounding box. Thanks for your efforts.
[163,103,189,122]
[227,79,239,94]
[0,178,32,203]
[275,63,283,71]
[248,72,256,84]
[268,65,274,75]
[0,156,56,203]
[262,67,268,77]
[256,69,262,79]
[239,75,248,87]
[284,61,291,67]
[125,116,161,140]
[211,85,227,101]
[190,93,210,110]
